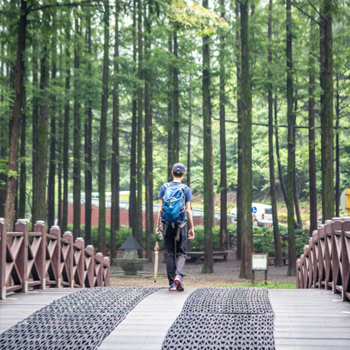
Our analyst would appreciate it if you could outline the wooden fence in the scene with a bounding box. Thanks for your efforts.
[296,217,350,301]
[0,218,110,300]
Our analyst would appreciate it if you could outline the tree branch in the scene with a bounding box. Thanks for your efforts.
[29,0,101,13]
[291,2,323,27]
[306,0,325,22]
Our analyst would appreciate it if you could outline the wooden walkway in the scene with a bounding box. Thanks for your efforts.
[1,288,350,349]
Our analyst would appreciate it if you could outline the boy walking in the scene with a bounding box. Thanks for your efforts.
[156,163,195,291]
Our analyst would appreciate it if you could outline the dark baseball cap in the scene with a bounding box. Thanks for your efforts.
[172,163,185,172]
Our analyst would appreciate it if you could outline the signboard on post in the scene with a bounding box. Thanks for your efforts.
[340,189,350,216]
[252,253,268,283]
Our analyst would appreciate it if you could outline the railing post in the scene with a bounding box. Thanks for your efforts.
[84,245,95,288]
[103,257,110,287]
[34,221,46,289]
[50,226,61,288]
[95,253,103,287]
[0,218,7,299]
[16,219,28,293]
[73,237,85,288]
[342,218,350,301]
[61,232,74,288]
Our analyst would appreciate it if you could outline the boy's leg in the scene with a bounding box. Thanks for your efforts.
[175,225,188,277]
[164,224,176,285]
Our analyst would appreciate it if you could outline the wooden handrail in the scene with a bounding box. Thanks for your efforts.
[296,217,350,302]
[0,218,110,299]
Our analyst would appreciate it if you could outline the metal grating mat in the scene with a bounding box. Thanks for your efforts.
[162,287,275,350]
[0,287,160,350]
[182,287,274,315]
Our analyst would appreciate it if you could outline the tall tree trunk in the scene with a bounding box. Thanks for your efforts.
[62,14,71,232]
[173,31,179,163]
[57,42,63,227]
[18,76,26,219]
[129,0,137,231]
[235,0,242,261]
[274,97,288,208]
[0,40,7,217]
[219,0,227,251]
[36,40,50,221]
[136,0,143,258]
[167,33,173,182]
[239,0,252,280]
[309,20,317,232]
[144,3,153,262]
[32,38,39,229]
[268,0,283,266]
[84,12,93,244]
[293,100,302,228]
[111,0,120,262]
[286,0,296,276]
[187,86,192,186]
[335,74,339,217]
[47,22,57,229]
[5,0,27,231]
[98,0,109,255]
[202,0,213,274]
[320,0,334,222]
[73,17,81,239]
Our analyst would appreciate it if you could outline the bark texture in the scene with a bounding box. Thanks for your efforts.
[201,0,214,274]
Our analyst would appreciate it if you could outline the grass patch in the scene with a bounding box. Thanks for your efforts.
[213,281,296,289]
[238,281,296,289]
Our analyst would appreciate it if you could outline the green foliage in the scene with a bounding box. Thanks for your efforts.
[237,281,297,289]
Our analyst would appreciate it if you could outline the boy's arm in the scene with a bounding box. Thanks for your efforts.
[156,199,163,237]
[186,201,195,239]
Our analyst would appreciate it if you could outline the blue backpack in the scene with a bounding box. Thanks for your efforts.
[161,183,187,226]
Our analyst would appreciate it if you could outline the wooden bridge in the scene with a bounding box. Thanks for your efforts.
[1,217,350,349]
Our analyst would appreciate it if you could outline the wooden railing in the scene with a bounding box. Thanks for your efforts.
[296,217,350,301]
[0,218,110,299]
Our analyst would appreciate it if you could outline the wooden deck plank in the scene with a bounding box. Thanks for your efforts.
[269,289,350,350]
[98,288,194,350]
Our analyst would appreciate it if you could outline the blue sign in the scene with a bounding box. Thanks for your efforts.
[252,206,257,214]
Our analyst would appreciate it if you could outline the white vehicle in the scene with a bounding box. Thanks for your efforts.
[230,203,273,227]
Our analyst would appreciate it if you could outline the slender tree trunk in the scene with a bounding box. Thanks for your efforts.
[47,23,57,228]
[62,15,71,233]
[293,100,302,228]
[268,0,283,266]
[335,75,339,217]
[84,12,92,244]
[98,0,109,255]
[235,0,242,261]
[36,40,50,221]
[274,97,288,208]
[202,0,213,274]
[309,20,317,232]
[239,0,252,280]
[18,76,26,219]
[136,0,143,257]
[187,86,192,186]
[5,0,27,231]
[286,0,296,276]
[320,0,334,221]
[57,43,63,228]
[0,41,6,217]
[32,38,39,229]
[73,17,81,239]
[144,3,153,262]
[129,0,137,230]
[173,31,179,163]
[111,0,120,262]
[167,33,173,182]
[219,0,227,251]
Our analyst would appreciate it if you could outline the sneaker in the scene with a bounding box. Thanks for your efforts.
[169,283,177,291]
[174,275,184,291]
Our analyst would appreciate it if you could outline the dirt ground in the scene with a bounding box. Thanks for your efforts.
[109,250,296,289]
